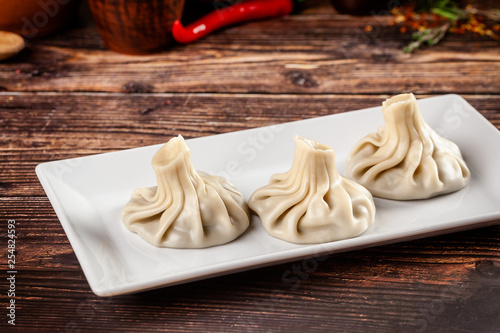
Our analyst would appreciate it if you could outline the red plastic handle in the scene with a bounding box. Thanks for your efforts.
[172,0,294,44]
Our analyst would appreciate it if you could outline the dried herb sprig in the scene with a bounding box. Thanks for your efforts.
[391,0,500,53]
[404,21,450,53]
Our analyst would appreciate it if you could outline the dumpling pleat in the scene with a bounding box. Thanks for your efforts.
[122,135,250,248]
[249,136,375,244]
[346,93,470,200]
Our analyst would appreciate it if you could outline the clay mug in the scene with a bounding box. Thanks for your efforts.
[88,0,185,54]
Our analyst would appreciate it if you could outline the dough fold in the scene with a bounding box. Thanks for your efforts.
[122,135,250,248]
[346,93,470,200]
[249,136,375,244]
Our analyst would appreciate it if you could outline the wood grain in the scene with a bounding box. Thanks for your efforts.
[1,92,499,198]
[0,15,498,94]
[1,196,499,331]
[1,0,499,331]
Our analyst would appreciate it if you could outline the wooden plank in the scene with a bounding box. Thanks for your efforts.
[1,93,498,197]
[2,91,498,331]
[2,196,499,261]
[1,0,499,330]
[0,15,498,94]
[1,197,499,331]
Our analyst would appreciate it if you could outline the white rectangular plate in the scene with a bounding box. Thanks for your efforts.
[36,94,500,296]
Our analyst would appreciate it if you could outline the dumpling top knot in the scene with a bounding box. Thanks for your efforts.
[346,93,470,200]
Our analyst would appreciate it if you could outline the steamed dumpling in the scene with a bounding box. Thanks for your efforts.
[248,136,375,244]
[122,135,250,248]
[346,93,470,200]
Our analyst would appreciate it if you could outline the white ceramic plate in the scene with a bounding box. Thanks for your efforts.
[36,94,500,297]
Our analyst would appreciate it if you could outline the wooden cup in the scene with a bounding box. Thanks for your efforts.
[88,0,185,55]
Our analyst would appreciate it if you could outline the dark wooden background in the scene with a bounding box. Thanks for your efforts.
[1,0,499,331]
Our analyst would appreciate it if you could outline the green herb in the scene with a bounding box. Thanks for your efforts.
[404,22,450,53]
[394,0,500,53]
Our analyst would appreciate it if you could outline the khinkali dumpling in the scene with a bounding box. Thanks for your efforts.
[248,136,375,244]
[122,135,250,248]
[346,93,470,200]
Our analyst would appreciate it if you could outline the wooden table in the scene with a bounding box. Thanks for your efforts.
[1,0,499,331]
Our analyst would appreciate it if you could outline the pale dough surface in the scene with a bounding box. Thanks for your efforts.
[249,136,375,244]
[346,93,470,200]
[122,135,250,248]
